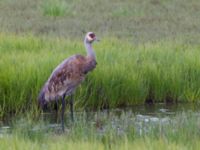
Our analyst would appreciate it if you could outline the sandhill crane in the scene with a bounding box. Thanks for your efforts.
[38,32,98,131]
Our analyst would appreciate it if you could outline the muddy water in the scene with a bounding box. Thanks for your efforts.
[0,103,200,135]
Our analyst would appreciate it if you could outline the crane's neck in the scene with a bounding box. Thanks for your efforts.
[84,39,96,60]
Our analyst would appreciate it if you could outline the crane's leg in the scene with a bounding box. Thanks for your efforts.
[69,95,74,122]
[61,94,66,131]
[54,97,58,112]
[54,97,59,123]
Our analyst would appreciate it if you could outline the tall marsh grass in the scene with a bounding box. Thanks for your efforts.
[1,33,200,116]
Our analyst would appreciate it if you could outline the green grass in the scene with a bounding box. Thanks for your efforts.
[42,0,69,17]
[1,33,200,116]
[0,0,200,42]
[2,135,196,150]
[1,0,200,148]
[1,112,200,150]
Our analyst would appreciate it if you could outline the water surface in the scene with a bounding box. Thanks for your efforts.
[1,103,200,136]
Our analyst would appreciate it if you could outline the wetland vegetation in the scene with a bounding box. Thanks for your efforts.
[1,105,200,150]
[1,33,200,116]
[1,0,200,149]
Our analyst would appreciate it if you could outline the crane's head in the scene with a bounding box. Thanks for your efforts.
[85,32,98,43]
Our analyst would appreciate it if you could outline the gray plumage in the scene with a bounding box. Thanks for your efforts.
[38,32,98,131]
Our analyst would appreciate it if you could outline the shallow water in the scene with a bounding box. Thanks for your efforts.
[1,103,200,136]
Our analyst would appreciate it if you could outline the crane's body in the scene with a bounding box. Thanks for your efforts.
[39,54,97,104]
[38,32,98,131]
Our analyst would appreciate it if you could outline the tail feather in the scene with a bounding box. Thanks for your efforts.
[38,89,47,110]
